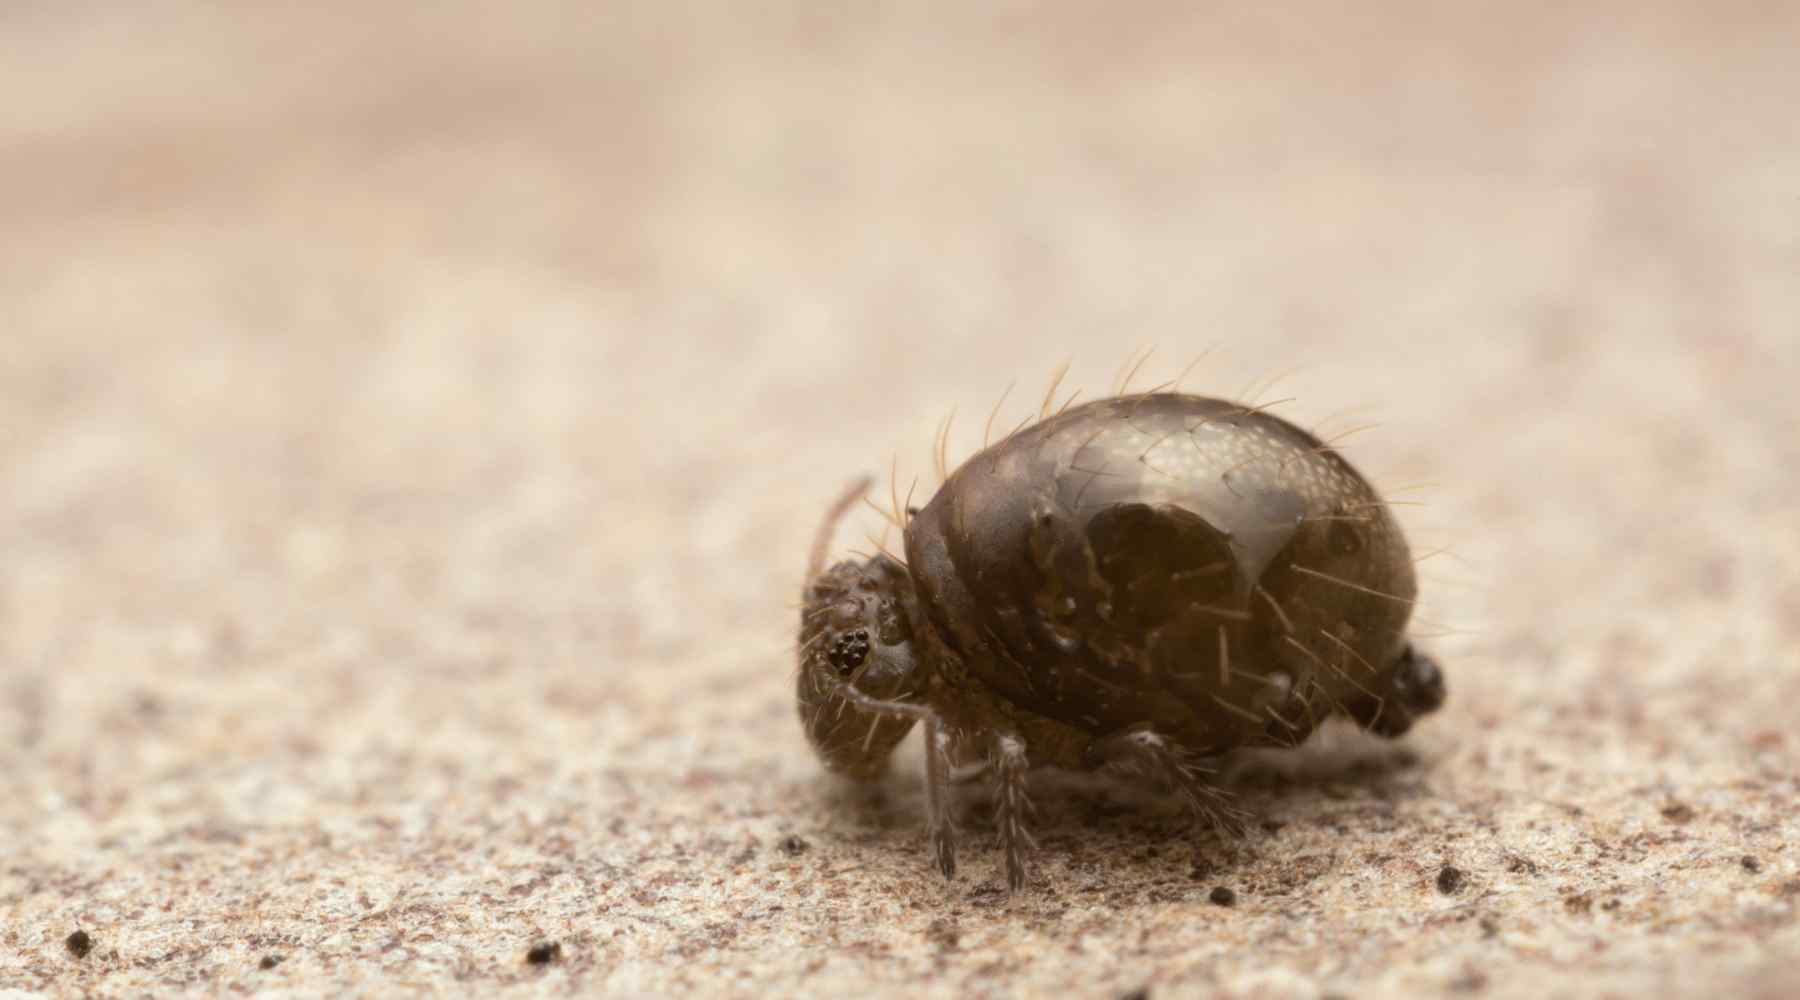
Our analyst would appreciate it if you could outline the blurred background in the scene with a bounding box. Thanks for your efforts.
[3,2,1796,995]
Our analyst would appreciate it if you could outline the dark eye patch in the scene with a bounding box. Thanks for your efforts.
[826,629,871,675]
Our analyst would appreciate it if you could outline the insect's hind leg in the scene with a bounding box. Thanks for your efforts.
[988,730,1036,891]
[1089,728,1249,838]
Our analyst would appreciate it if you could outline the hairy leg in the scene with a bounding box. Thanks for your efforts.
[819,677,961,879]
[989,730,1035,891]
[1090,728,1248,837]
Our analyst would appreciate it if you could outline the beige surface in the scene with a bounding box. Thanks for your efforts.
[3,3,1798,997]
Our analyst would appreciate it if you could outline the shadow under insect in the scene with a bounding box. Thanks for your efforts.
[819,716,1437,877]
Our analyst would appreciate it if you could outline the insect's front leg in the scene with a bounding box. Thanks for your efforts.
[924,717,958,879]
[822,677,961,880]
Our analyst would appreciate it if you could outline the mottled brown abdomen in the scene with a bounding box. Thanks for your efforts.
[903,394,1416,753]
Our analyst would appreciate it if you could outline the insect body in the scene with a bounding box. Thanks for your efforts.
[797,393,1445,889]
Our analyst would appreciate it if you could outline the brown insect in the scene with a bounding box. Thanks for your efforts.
[797,392,1445,889]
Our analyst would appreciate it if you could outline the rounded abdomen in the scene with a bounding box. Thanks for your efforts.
[903,393,1416,752]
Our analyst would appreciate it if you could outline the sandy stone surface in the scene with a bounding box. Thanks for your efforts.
[2,3,1797,997]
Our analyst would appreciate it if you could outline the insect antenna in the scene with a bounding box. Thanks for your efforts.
[807,476,873,583]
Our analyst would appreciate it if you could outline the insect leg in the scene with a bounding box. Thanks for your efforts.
[1090,728,1248,838]
[988,730,1035,892]
[821,678,960,879]
[925,717,958,880]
